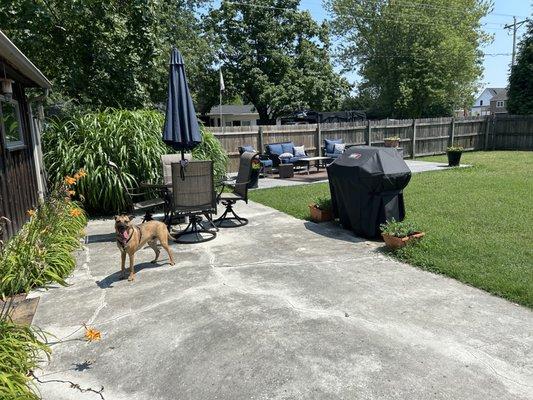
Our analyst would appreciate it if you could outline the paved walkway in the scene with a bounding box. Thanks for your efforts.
[254,159,467,189]
[31,202,532,400]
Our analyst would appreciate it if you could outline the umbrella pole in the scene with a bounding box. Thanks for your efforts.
[180,149,186,180]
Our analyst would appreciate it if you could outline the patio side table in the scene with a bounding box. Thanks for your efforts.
[278,163,294,178]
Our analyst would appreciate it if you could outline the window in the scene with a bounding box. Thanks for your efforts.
[0,97,24,150]
[496,101,504,108]
[480,100,483,106]
[241,120,251,127]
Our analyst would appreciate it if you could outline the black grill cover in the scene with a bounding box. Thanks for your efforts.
[327,146,411,239]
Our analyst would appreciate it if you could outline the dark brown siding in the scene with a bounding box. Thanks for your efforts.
[0,82,39,240]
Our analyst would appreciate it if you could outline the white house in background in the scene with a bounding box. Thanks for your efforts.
[206,104,259,127]
[471,88,507,116]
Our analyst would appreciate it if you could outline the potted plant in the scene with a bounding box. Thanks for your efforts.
[446,146,464,167]
[248,158,261,188]
[384,136,401,148]
[309,196,333,222]
[380,219,424,250]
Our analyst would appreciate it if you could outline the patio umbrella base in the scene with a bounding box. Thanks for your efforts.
[172,216,217,244]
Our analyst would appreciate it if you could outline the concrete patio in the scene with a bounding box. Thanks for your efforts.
[31,201,532,400]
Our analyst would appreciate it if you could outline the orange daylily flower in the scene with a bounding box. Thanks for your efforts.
[68,190,76,197]
[27,209,36,217]
[70,208,82,217]
[77,169,87,178]
[84,325,101,342]
[64,176,76,185]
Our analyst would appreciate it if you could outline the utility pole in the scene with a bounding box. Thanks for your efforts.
[504,16,527,67]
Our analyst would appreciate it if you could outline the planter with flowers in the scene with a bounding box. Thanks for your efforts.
[380,219,424,250]
[446,146,464,167]
[384,136,401,148]
[309,196,333,222]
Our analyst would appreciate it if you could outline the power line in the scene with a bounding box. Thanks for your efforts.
[504,17,528,66]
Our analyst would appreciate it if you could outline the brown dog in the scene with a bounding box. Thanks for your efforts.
[115,215,175,281]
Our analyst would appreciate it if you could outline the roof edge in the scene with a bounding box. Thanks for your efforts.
[0,30,52,89]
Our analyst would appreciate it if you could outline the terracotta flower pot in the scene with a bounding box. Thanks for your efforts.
[309,205,332,222]
[382,232,425,250]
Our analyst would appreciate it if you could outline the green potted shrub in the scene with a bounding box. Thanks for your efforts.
[380,219,424,250]
[384,136,401,148]
[446,145,464,167]
[309,196,333,222]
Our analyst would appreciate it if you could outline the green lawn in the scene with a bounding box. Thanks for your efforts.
[249,151,533,308]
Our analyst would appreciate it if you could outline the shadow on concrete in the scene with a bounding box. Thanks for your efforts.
[303,221,366,244]
[96,261,171,289]
[85,233,116,244]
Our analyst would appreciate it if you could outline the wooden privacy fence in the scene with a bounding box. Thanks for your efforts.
[211,115,533,172]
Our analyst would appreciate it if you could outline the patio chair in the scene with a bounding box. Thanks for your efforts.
[238,145,273,176]
[214,151,257,228]
[169,160,218,243]
[107,160,166,221]
[161,153,192,186]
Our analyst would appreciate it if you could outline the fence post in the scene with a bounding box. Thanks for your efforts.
[366,120,372,146]
[411,119,417,159]
[484,115,490,150]
[316,123,322,156]
[258,126,264,152]
[449,117,455,147]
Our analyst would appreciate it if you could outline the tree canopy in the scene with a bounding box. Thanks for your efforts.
[207,0,351,121]
[1,0,217,111]
[327,0,491,118]
[507,22,533,115]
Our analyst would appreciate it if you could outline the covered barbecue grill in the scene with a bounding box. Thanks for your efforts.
[327,146,411,239]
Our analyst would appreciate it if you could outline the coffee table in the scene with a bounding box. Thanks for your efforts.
[295,156,332,175]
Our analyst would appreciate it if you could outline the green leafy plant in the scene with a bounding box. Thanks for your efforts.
[0,320,50,400]
[384,136,400,141]
[380,218,419,238]
[313,196,332,211]
[447,146,464,153]
[42,109,228,214]
[0,177,87,297]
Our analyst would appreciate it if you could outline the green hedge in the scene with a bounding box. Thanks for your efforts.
[42,109,228,214]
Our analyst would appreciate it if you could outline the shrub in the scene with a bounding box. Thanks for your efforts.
[447,146,464,153]
[0,176,87,297]
[0,320,50,400]
[43,109,228,214]
[380,218,419,238]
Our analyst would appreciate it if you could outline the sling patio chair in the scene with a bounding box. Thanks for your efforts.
[214,151,257,228]
[161,153,192,187]
[108,160,167,221]
[169,160,218,243]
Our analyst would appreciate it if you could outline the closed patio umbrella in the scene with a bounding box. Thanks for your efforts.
[162,48,202,168]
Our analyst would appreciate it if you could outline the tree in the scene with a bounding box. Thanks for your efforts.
[1,0,216,110]
[207,0,351,121]
[327,0,492,118]
[507,22,533,115]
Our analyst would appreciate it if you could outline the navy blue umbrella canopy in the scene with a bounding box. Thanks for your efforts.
[162,48,202,157]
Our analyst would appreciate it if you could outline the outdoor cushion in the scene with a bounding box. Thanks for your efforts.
[294,145,306,157]
[325,138,343,154]
[288,156,306,164]
[325,152,340,159]
[281,142,295,154]
[267,143,283,155]
[279,152,293,159]
[259,159,273,167]
[241,145,255,153]
[334,143,346,154]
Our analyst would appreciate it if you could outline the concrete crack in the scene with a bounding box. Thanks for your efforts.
[31,371,106,399]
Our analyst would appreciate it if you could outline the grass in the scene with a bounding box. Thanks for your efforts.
[249,151,533,308]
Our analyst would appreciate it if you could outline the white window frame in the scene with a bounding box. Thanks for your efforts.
[0,95,25,151]
[496,100,504,108]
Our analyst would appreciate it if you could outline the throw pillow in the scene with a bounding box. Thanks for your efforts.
[279,152,293,159]
[293,145,306,157]
[334,143,346,154]
[325,138,343,153]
